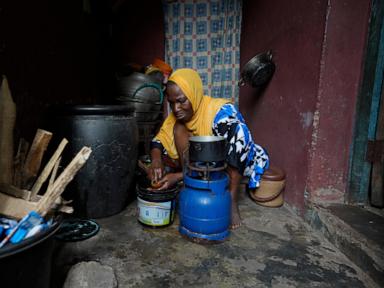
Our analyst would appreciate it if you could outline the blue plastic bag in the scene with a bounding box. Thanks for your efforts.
[8,211,45,244]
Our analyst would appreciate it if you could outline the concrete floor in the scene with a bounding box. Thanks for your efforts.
[53,194,378,288]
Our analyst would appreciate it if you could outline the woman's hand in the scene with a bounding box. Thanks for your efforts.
[149,158,164,184]
[153,172,183,190]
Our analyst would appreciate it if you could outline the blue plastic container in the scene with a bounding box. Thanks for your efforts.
[178,171,231,241]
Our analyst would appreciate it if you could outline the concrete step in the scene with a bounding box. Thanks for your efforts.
[306,204,384,287]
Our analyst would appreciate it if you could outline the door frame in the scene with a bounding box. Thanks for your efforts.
[348,0,384,205]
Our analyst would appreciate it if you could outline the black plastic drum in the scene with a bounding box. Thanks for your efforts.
[45,105,139,218]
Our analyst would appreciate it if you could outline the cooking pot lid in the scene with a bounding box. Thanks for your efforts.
[48,104,134,116]
[189,136,225,142]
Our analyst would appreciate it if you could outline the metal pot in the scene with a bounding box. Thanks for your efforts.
[131,111,162,122]
[238,50,275,87]
[116,81,163,114]
[117,72,163,104]
[115,100,162,112]
[189,136,227,162]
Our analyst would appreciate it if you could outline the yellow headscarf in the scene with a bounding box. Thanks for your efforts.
[154,68,230,159]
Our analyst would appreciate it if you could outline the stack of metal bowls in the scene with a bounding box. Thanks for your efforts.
[116,72,163,122]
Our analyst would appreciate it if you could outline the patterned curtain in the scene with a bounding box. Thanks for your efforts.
[164,0,242,104]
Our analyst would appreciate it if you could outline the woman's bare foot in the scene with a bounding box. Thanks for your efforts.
[230,202,242,229]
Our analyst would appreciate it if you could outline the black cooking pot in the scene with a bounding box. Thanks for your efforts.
[238,50,275,87]
[189,136,227,162]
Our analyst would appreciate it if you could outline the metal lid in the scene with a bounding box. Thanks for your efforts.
[48,105,134,115]
[189,136,225,142]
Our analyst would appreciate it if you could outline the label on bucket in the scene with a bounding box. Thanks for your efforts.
[137,198,173,226]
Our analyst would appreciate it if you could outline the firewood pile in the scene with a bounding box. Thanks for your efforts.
[0,76,92,220]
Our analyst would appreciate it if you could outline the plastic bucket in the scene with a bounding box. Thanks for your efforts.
[136,183,178,228]
[0,219,61,288]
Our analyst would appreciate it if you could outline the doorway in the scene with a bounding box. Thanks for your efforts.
[348,0,384,207]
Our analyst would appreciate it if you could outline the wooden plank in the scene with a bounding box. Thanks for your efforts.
[0,193,37,220]
[21,129,52,189]
[0,76,16,184]
[37,146,92,216]
[31,138,68,197]
[0,183,32,200]
[48,156,61,191]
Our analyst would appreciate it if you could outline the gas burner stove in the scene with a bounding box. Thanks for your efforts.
[187,161,227,180]
[188,161,226,170]
[178,137,230,242]
[179,159,231,242]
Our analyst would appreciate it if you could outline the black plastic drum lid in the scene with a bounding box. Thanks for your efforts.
[55,219,100,242]
[48,105,134,116]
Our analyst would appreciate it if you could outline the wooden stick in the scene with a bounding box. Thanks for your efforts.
[36,146,92,216]
[21,129,53,189]
[48,156,61,192]
[58,205,74,214]
[31,138,68,197]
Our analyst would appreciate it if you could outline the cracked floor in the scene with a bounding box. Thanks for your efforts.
[53,193,378,288]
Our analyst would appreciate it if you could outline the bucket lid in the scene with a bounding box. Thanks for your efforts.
[261,165,286,181]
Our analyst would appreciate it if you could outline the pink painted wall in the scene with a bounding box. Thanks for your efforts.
[240,0,371,211]
[306,1,371,204]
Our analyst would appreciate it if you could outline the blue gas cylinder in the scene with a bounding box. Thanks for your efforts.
[178,171,231,241]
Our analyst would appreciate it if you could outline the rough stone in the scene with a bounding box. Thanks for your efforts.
[63,261,117,288]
